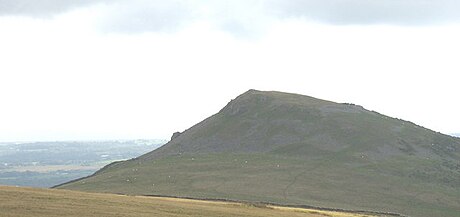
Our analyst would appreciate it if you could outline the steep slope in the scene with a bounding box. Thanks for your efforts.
[145,89,459,160]
[58,90,460,217]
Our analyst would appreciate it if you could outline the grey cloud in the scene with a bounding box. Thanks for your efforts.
[0,0,106,17]
[1,0,460,34]
[267,0,460,25]
[0,0,196,33]
[93,0,271,35]
[97,0,195,33]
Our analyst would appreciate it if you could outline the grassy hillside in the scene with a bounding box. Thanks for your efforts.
[0,186,377,217]
[58,90,460,217]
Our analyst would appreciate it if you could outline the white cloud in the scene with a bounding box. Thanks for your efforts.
[0,2,459,142]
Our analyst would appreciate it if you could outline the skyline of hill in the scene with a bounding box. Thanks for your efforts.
[58,89,460,217]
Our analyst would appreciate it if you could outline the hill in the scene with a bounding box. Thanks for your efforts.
[0,185,378,217]
[57,90,460,217]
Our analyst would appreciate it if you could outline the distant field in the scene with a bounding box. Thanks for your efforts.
[0,140,164,187]
[2,164,104,173]
[0,186,376,217]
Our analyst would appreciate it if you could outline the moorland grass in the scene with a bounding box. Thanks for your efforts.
[0,185,375,217]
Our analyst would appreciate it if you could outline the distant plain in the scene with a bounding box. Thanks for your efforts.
[0,140,164,187]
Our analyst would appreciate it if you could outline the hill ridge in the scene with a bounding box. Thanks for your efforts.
[142,89,458,160]
[58,89,460,217]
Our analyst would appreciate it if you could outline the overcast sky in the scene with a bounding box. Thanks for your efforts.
[1,0,459,142]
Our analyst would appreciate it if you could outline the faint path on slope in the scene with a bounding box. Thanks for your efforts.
[282,153,339,201]
[283,170,307,200]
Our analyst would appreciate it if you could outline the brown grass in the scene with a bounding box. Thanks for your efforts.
[0,185,377,217]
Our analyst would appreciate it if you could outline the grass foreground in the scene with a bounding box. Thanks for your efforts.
[0,185,379,217]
